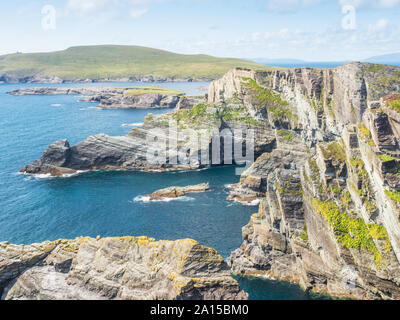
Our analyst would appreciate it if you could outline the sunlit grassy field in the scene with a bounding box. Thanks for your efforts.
[0,45,274,80]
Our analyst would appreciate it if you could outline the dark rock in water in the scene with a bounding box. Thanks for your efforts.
[0,237,247,300]
[7,87,185,109]
[144,183,210,200]
[40,139,71,167]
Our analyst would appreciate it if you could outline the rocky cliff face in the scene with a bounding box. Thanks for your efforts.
[210,63,400,299]
[0,236,247,300]
[20,92,276,176]
[16,62,400,299]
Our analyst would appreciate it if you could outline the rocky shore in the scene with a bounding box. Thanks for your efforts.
[7,87,189,110]
[143,183,210,201]
[0,236,247,300]
[15,61,400,299]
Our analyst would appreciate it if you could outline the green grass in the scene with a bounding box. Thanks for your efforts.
[172,103,264,128]
[0,45,274,80]
[299,225,308,242]
[357,123,376,147]
[387,100,400,113]
[277,129,294,142]
[319,141,346,162]
[121,86,184,96]
[385,190,400,206]
[377,154,397,162]
[241,78,297,122]
[312,198,390,267]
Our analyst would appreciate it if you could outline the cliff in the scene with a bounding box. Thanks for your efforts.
[17,62,400,299]
[0,236,247,300]
[208,63,400,299]
[20,95,276,176]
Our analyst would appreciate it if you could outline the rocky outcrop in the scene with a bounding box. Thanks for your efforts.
[216,63,400,299]
[176,95,206,110]
[20,95,276,176]
[7,87,184,109]
[16,62,400,299]
[144,183,210,201]
[0,236,247,300]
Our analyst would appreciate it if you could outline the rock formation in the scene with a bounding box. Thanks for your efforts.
[0,236,247,300]
[20,96,276,175]
[7,87,186,109]
[17,62,400,299]
[212,63,400,299]
[143,183,210,201]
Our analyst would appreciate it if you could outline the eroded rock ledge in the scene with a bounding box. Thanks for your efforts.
[144,183,210,201]
[0,236,247,300]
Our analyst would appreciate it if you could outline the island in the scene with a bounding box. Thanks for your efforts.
[142,183,210,201]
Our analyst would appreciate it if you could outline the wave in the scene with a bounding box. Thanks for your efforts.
[20,170,88,180]
[133,195,195,203]
[51,104,62,107]
[121,123,144,127]
[230,198,260,206]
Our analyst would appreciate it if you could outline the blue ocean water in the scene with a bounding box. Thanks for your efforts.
[0,81,317,300]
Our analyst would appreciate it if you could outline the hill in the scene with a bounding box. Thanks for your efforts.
[0,45,273,83]
[365,53,400,64]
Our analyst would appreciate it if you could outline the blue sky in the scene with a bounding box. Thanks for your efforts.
[0,0,399,61]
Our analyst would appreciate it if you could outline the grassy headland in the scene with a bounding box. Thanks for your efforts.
[120,86,184,96]
[0,45,274,81]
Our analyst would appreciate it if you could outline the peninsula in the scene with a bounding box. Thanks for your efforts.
[0,45,273,84]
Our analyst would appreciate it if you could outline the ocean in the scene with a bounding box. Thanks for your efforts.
[0,81,322,300]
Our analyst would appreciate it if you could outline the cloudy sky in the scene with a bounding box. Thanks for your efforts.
[1,0,399,61]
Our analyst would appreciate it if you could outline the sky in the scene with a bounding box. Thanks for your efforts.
[0,0,400,61]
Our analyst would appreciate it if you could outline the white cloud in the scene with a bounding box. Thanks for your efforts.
[265,0,400,11]
[368,18,389,31]
[65,0,163,18]
[130,8,148,18]
[66,0,116,13]
[266,0,326,12]
[339,0,400,8]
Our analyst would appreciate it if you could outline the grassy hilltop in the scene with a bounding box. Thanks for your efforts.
[0,45,273,81]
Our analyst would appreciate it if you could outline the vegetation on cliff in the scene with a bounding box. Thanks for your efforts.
[311,198,391,266]
[241,78,297,123]
[171,102,264,128]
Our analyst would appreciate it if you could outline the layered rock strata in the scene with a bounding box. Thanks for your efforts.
[0,236,247,300]
[144,183,210,201]
[217,63,400,299]
[21,96,276,175]
[17,62,400,299]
